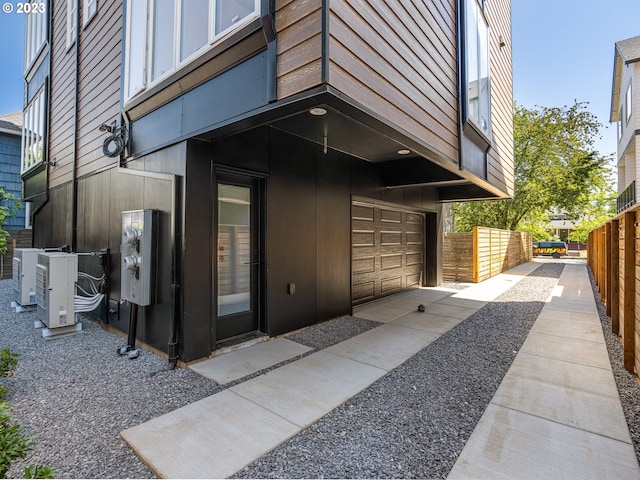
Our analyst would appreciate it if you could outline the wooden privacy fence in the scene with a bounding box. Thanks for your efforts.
[444,227,533,283]
[588,207,639,375]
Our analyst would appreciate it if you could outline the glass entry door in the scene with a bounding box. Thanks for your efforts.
[215,174,260,341]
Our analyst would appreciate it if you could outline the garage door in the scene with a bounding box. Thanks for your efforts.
[352,200,425,304]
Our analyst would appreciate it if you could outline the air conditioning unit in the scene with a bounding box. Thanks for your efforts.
[13,248,43,306]
[36,252,78,329]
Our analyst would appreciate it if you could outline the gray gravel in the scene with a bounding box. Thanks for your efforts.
[285,316,381,351]
[0,280,220,479]
[235,262,563,479]
[6,262,633,479]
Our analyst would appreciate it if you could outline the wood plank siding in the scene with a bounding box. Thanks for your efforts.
[76,0,122,178]
[275,0,513,197]
[485,0,514,196]
[48,0,77,188]
[328,0,459,162]
[48,0,122,189]
[276,0,323,98]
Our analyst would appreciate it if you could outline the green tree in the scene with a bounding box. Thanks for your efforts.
[0,190,19,254]
[455,102,612,234]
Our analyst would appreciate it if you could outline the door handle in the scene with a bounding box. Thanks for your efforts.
[244,261,259,265]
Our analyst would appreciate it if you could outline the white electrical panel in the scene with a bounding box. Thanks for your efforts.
[120,209,158,306]
[36,252,78,329]
[13,248,43,306]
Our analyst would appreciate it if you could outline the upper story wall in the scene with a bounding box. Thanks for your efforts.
[48,0,122,189]
[329,0,458,164]
[276,0,323,98]
[616,61,638,162]
[48,0,77,188]
[275,0,514,197]
[485,0,514,197]
[76,0,122,179]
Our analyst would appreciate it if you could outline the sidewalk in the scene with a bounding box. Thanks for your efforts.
[449,263,640,479]
[120,262,640,479]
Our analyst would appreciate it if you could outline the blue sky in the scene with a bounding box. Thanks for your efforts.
[1,1,639,157]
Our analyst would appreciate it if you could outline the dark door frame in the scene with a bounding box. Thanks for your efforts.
[211,166,267,346]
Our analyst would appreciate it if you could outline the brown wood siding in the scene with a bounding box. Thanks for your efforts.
[328,0,458,163]
[485,0,514,196]
[352,201,424,304]
[48,0,77,188]
[48,0,122,188]
[276,0,323,98]
[76,0,122,178]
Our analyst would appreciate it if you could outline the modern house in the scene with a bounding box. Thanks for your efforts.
[611,35,640,213]
[22,0,514,364]
[0,112,32,278]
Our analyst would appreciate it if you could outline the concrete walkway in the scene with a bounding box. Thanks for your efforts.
[449,263,640,479]
[120,261,640,479]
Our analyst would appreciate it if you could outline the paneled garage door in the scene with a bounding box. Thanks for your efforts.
[352,200,425,305]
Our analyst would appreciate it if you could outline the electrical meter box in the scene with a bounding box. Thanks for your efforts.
[36,252,78,328]
[120,209,159,306]
[13,248,44,306]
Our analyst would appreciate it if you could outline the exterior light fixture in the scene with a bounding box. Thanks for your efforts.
[309,107,327,116]
[397,149,411,155]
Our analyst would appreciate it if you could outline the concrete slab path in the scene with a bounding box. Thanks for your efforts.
[448,263,640,480]
[120,261,640,479]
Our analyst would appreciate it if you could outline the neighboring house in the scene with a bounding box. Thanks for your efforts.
[548,213,575,242]
[0,112,32,279]
[22,0,514,363]
[611,35,640,213]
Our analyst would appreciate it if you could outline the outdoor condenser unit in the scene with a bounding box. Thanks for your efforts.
[13,248,43,306]
[36,252,78,329]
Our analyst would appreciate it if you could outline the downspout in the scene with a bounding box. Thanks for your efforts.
[168,176,181,369]
[262,0,277,102]
[455,0,465,174]
[71,1,80,252]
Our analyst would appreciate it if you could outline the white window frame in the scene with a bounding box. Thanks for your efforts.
[83,0,98,28]
[463,0,492,139]
[626,83,632,124]
[21,88,47,175]
[124,0,261,101]
[66,0,77,49]
[24,0,48,73]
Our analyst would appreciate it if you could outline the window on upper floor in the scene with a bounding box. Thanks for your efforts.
[21,87,46,175]
[618,107,623,141]
[125,0,260,101]
[66,0,77,49]
[83,0,97,28]
[463,0,491,139]
[626,83,632,124]
[24,0,48,72]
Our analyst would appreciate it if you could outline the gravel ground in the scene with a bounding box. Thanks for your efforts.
[236,262,563,479]
[0,280,381,479]
[6,261,636,479]
[589,267,640,465]
[0,280,221,479]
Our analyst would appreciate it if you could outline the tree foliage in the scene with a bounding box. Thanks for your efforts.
[0,189,18,255]
[455,102,613,235]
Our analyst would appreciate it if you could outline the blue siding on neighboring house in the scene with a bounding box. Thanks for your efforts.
[0,132,26,229]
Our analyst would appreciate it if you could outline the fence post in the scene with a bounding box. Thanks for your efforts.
[605,222,612,315]
[624,211,635,372]
[472,226,479,283]
[611,219,620,334]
